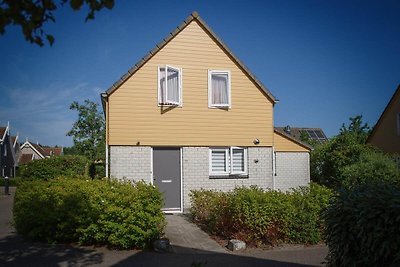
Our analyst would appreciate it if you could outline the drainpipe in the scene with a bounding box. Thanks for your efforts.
[105,145,109,178]
[272,147,276,190]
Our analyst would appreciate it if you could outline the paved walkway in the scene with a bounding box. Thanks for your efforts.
[164,214,228,254]
[0,187,328,266]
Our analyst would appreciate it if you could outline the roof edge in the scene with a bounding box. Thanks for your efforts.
[20,141,45,159]
[274,128,313,151]
[367,84,400,143]
[102,11,277,103]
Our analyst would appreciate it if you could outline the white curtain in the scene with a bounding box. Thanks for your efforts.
[167,67,179,103]
[212,73,228,105]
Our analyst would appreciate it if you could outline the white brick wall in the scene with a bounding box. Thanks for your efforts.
[182,147,273,209]
[275,152,310,191]
[109,146,152,183]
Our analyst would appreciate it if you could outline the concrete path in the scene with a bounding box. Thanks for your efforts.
[164,214,228,254]
[0,186,328,266]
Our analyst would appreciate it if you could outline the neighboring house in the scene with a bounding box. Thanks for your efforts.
[19,140,63,164]
[101,12,312,212]
[275,126,328,145]
[367,85,400,154]
[0,123,18,177]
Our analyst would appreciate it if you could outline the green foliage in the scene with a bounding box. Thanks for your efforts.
[190,183,332,246]
[0,176,23,186]
[0,0,115,46]
[19,155,89,180]
[13,178,164,249]
[342,150,400,188]
[324,182,400,266]
[340,115,371,144]
[67,99,105,161]
[310,114,398,189]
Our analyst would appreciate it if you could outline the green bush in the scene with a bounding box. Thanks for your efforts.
[18,155,90,180]
[324,182,400,266]
[190,183,332,246]
[341,151,400,188]
[0,176,23,186]
[13,177,164,249]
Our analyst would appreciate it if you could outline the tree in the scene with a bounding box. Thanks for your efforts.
[339,115,370,144]
[67,99,105,161]
[0,0,115,46]
[311,115,399,189]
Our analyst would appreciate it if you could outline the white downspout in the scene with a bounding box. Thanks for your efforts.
[105,145,109,178]
[272,147,276,190]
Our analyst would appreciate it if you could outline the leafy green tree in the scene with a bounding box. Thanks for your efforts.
[67,99,105,161]
[0,0,115,46]
[340,115,370,144]
[311,115,399,189]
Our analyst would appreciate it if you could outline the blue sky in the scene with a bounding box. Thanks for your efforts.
[0,0,399,146]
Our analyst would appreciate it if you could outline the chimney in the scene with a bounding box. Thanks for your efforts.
[284,125,291,135]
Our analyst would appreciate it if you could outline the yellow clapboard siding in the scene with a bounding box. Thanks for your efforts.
[273,132,310,152]
[108,20,274,147]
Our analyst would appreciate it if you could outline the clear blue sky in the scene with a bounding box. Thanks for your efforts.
[0,0,399,146]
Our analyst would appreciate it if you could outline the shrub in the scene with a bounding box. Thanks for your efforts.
[341,151,400,189]
[190,183,332,246]
[324,182,400,266]
[18,155,90,180]
[13,177,164,249]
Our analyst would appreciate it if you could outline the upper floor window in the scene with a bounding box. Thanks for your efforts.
[3,144,6,157]
[208,70,231,108]
[158,65,182,106]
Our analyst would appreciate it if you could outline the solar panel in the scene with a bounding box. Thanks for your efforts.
[307,130,318,138]
[315,130,325,139]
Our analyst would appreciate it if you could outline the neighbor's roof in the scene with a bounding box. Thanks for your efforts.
[275,126,328,144]
[274,127,314,151]
[19,154,34,164]
[367,84,400,143]
[42,147,63,156]
[101,11,277,105]
[0,127,7,141]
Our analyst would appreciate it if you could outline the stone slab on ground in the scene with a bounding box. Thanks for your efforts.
[228,239,246,251]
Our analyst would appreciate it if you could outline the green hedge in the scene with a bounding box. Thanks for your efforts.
[324,182,400,266]
[190,183,332,246]
[13,178,165,249]
[18,155,90,180]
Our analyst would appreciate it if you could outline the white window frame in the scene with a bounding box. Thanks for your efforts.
[209,147,247,176]
[230,147,248,175]
[158,65,182,106]
[208,70,231,108]
[209,148,229,175]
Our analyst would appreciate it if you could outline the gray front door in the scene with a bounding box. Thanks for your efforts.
[153,147,181,210]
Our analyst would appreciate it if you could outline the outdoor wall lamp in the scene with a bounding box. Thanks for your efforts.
[253,138,260,145]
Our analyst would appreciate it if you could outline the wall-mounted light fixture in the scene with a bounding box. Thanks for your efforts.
[253,138,260,145]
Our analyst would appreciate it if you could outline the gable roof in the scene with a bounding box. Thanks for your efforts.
[20,141,46,159]
[367,84,400,143]
[274,127,313,151]
[101,11,277,109]
[42,147,63,156]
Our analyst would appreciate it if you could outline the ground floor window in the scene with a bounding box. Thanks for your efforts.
[209,147,247,176]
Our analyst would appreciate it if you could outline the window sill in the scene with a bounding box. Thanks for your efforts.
[209,174,249,179]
